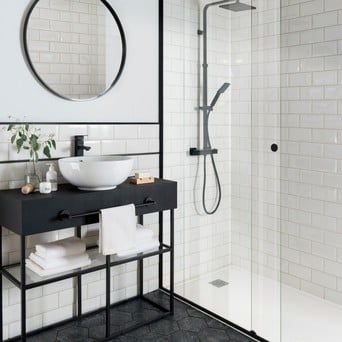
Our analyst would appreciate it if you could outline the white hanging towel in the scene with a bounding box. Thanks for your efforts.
[35,236,86,259]
[99,204,136,256]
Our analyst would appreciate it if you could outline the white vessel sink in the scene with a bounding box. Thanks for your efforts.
[58,156,134,191]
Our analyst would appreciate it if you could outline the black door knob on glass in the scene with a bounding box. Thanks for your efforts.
[271,143,278,152]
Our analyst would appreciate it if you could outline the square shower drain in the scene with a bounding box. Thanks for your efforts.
[209,279,229,288]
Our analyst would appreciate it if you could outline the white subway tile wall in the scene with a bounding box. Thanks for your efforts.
[230,0,342,305]
[163,0,232,290]
[278,0,342,301]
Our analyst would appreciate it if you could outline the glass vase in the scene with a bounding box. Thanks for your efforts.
[25,160,40,190]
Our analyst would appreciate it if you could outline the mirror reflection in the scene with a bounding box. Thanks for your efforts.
[24,0,125,101]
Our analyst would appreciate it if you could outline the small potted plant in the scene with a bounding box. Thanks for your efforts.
[7,121,56,189]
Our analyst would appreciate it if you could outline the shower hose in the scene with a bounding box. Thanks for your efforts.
[202,112,222,215]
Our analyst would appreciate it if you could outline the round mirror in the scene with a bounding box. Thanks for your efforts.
[23,0,126,101]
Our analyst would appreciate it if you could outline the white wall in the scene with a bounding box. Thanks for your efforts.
[0,0,159,123]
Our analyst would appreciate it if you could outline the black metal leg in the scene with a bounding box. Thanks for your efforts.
[0,226,2,342]
[158,212,163,289]
[106,255,110,337]
[138,216,144,297]
[139,260,144,296]
[170,210,174,314]
[76,226,82,318]
[20,235,26,341]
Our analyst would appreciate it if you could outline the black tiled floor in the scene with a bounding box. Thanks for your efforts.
[26,291,255,342]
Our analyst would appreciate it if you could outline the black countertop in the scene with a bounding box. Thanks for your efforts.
[0,178,177,236]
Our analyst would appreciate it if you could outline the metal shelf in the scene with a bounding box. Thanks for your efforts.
[2,245,171,290]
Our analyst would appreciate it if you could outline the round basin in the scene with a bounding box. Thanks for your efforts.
[58,156,134,191]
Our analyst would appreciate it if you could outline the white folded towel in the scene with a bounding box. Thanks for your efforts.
[26,257,91,277]
[29,252,90,270]
[136,224,154,240]
[99,204,136,256]
[35,236,86,259]
[117,238,160,258]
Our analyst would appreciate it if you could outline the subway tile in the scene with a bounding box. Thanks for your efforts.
[312,270,336,289]
[325,0,342,11]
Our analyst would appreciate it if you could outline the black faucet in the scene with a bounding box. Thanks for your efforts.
[74,135,91,157]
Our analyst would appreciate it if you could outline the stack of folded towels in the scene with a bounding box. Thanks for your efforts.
[116,224,160,257]
[99,204,159,257]
[26,236,91,277]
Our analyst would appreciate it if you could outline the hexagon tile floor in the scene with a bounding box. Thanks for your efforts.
[25,291,256,342]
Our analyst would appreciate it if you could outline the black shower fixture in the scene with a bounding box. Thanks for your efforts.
[220,0,256,12]
[190,0,256,215]
[209,82,231,110]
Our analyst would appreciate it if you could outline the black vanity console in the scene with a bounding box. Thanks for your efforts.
[0,179,177,341]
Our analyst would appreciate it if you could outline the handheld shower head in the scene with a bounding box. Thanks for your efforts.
[209,82,230,110]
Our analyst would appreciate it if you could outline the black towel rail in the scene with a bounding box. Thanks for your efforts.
[58,197,156,221]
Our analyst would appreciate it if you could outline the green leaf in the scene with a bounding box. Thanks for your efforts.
[34,152,39,162]
[25,124,29,131]
[43,146,51,158]
[7,124,15,131]
[23,146,30,150]
[51,140,56,149]
[30,135,39,151]
[11,134,16,144]
[16,138,24,153]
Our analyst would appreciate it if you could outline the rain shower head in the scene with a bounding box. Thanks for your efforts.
[209,82,230,110]
[219,1,256,12]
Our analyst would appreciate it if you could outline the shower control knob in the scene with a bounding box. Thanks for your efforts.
[271,144,278,152]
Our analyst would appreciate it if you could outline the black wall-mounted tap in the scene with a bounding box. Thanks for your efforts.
[74,135,91,157]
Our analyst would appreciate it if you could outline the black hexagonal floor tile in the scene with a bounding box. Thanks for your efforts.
[56,325,93,342]
[168,330,199,342]
[88,324,121,340]
[199,327,231,341]
[150,319,179,336]
[77,312,105,329]
[24,290,257,342]
[178,316,207,332]
[109,311,133,326]
[133,308,161,323]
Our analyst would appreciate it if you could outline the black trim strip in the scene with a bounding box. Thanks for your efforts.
[0,152,160,164]
[159,0,164,180]
[160,287,269,342]
[0,122,159,125]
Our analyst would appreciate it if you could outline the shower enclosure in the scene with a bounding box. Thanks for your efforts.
[164,0,342,341]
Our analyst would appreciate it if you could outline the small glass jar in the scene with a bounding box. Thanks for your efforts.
[25,161,40,190]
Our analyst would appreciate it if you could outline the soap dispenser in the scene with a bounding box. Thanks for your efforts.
[46,163,58,191]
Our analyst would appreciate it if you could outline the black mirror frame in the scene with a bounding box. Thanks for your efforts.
[22,0,127,102]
